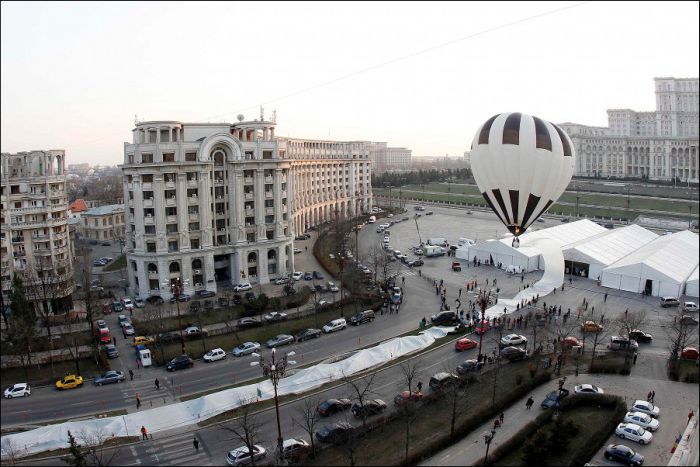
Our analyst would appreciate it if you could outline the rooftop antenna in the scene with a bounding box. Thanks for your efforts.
[260,105,264,121]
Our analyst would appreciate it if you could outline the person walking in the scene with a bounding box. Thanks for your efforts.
[123,328,127,339]
[140,426,148,441]
[650,390,655,403]
[499,412,504,425]
[136,395,141,409]
[604,292,608,303]
[458,288,462,298]
[305,245,308,252]
[129,369,134,381]
[193,436,200,451]
[417,381,423,392]
[155,378,160,390]
[112,336,116,346]
[526,396,534,409]
[688,410,695,425]
[647,390,652,402]
[633,353,638,365]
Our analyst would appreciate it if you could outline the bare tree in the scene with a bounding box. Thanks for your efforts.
[614,310,648,338]
[547,321,580,375]
[583,314,611,371]
[398,360,421,465]
[75,250,100,363]
[76,426,121,466]
[666,307,699,378]
[294,397,322,460]
[343,371,378,429]
[438,361,471,441]
[6,274,38,380]
[0,436,24,466]
[219,402,264,467]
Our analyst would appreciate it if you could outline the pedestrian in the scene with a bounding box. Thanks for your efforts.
[141,426,148,440]
[155,378,160,390]
[647,390,652,402]
[651,390,655,403]
[604,292,608,302]
[688,410,695,424]
[123,329,127,339]
[193,436,199,451]
[486,278,489,286]
[136,395,141,409]
[633,353,638,365]
[521,274,524,283]
[129,369,134,381]
[417,381,423,392]
[305,245,308,252]
[459,288,462,298]
[402,276,405,285]
[526,396,534,409]
[499,412,504,424]
[113,336,116,346]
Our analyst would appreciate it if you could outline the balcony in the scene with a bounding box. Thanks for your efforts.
[215,211,225,217]
[247,260,257,266]
[187,179,198,188]
[165,181,175,189]
[143,199,154,207]
[127,183,133,190]
[265,192,273,199]
[214,179,225,185]
[148,271,159,279]
[12,237,24,243]
[281,190,287,198]
[265,207,274,215]
[142,182,153,190]
[188,213,199,222]
[188,196,198,205]
[282,204,288,212]
[144,216,154,225]
[34,248,52,256]
[166,215,177,223]
[244,177,254,184]
[245,193,254,200]
[166,197,176,206]
[265,176,273,183]
[245,208,254,217]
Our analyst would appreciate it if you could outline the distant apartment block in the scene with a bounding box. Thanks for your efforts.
[82,204,126,242]
[1,151,75,314]
[559,77,699,181]
[370,142,412,173]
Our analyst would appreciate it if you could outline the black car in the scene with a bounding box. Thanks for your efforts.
[351,399,387,417]
[313,271,324,280]
[102,344,119,359]
[541,388,570,409]
[189,301,201,312]
[156,332,183,345]
[197,290,216,298]
[145,296,164,305]
[456,359,479,375]
[317,398,352,416]
[166,354,194,371]
[500,346,527,362]
[283,285,297,296]
[628,330,653,343]
[431,311,459,326]
[296,328,322,342]
[232,294,243,305]
[237,317,262,329]
[304,272,314,280]
[426,211,434,215]
[410,259,424,267]
[604,444,644,466]
[315,423,353,444]
[244,291,256,302]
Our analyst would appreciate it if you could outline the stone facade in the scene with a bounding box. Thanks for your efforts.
[369,142,412,173]
[81,204,126,241]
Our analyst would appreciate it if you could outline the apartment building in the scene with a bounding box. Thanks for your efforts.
[1,151,75,314]
[81,204,126,242]
[122,117,372,300]
[369,142,412,173]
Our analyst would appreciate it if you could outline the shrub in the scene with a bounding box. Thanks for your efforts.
[98,350,111,371]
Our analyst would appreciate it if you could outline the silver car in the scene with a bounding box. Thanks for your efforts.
[226,445,266,466]
[233,342,260,357]
[266,334,294,348]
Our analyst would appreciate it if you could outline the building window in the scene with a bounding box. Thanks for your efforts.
[168,240,178,252]
[190,238,200,249]
[189,222,200,231]
[146,242,156,252]
[163,153,175,162]
[266,230,274,240]
[186,152,197,161]
[166,224,178,234]
[142,154,153,163]
[246,232,255,242]
[144,225,156,235]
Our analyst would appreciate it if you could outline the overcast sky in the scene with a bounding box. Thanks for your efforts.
[1,1,698,165]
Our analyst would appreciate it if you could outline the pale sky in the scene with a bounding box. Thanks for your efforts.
[1,1,698,165]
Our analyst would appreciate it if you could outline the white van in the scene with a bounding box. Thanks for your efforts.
[368,216,376,224]
[139,348,152,367]
[458,238,475,247]
[427,238,448,247]
[322,318,347,333]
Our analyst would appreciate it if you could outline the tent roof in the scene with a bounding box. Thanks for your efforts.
[562,224,659,267]
[603,230,699,283]
[468,239,540,258]
[498,219,605,249]
[687,265,699,286]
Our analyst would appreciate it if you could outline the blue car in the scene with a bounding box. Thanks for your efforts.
[94,370,125,386]
[304,272,313,280]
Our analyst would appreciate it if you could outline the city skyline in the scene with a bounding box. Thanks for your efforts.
[1,1,698,165]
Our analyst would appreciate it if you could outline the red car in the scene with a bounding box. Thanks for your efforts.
[455,338,477,352]
[393,390,423,407]
[562,336,581,347]
[681,346,699,360]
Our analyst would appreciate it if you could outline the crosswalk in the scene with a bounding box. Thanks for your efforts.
[139,432,215,466]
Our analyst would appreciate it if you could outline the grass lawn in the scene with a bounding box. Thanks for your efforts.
[1,356,102,387]
[103,254,126,272]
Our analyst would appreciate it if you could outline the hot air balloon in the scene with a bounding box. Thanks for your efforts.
[470,112,575,247]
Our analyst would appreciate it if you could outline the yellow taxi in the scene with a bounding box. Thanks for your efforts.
[55,374,84,390]
[581,320,604,333]
[133,336,155,347]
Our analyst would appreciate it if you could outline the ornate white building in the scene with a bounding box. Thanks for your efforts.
[122,117,372,299]
[1,151,75,314]
[559,77,699,181]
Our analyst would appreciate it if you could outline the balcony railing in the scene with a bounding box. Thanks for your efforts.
[265,192,273,199]
[143,199,154,207]
[245,208,254,216]
[188,213,199,222]
[142,182,153,190]
[244,177,254,184]
[265,207,274,215]
[214,179,224,185]
[265,176,273,183]
[245,193,253,200]
[147,271,159,279]
[166,198,176,206]
[165,181,176,188]
[166,215,177,223]
[144,216,154,225]
[188,196,198,204]
[187,179,198,188]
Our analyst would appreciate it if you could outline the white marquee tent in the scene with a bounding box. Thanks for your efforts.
[601,230,699,297]
[685,265,699,298]
[562,224,659,280]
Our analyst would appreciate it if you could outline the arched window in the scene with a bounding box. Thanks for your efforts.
[192,258,202,270]
[147,263,158,273]
[169,262,180,273]
[267,249,276,260]
[248,252,257,263]
[212,149,225,165]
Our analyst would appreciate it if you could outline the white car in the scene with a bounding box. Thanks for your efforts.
[226,444,266,466]
[574,384,604,395]
[322,318,347,333]
[233,341,261,357]
[122,298,134,310]
[293,248,302,254]
[630,400,660,418]
[616,423,653,445]
[204,348,227,362]
[234,282,252,292]
[328,282,340,293]
[624,411,660,432]
[264,311,288,322]
[500,334,527,347]
[118,315,130,327]
[683,301,699,312]
[123,323,136,336]
[292,271,304,281]
[4,383,31,398]
[274,277,290,285]
[387,213,394,218]
[184,326,206,336]
[134,298,145,308]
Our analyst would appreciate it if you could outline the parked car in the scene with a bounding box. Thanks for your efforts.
[349,309,375,325]
[244,292,256,302]
[189,301,202,312]
[237,317,262,329]
[233,342,261,357]
[451,261,462,271]
[226,445,266,466]
[351,399,387,417]
[197,290,216,298]
[455,338,477,352]
[573,384,604,395]
[499,334,527,348]
[204,348,227,362]
[111,301,124,313]
[683,301,699,312]
[304,272,313,280]
[296,328,322,342]
[266,334,294,348]
[680,315,699,326]
[562,336,581,347]
[409,259,424,267]
[582,320,604,333]
[166,354,194,371]
[604,444,644,466]
[4,383,31,398]
[616,423,653,445]
[121,298,135,309]
[624,411,660,432]
[264,311,288,322]
[232,294,243,305]
[630,400,660,418]
[133,336,155,347]
[134,298,145,308]
[431,311,459,326]
[145,296,164,305]
[628,329,653,343]
[170,293,191,303]
[322,318,347,333]
[317,398,352,416]
[292,271,304,281]
[541,388,570,408]
[315,423,353,444]
[313,271,325,280]
[96,319,108,330]
[429,372,459,391]
[327,281,340,293]
[660,296,680,307]
[55,374,84,390]
[274,276,290,285]
[123,323,136,336]
[282,438,311,463]
[394,390,423,407]
[233,282,252,292]
[103,344,119,359]
[681,346,699,360]
[501,346,527,361]
[456,359,480,375]
[156,332,182,345]
[94,370,125,386]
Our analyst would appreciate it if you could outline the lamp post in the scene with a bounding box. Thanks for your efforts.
[483,427,497,465]
[163,277,188,355]
[476,288,492,362]
[251,348,296,462]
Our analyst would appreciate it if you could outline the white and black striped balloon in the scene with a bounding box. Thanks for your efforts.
[470,112,575,237]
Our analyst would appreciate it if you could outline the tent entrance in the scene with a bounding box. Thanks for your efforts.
[566,260,590,278]
[644,279,652,295]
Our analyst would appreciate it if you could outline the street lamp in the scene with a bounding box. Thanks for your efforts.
[483,427,497,464]
[476,288,492,362]
[162,277,188,355]
[250,348,296,461]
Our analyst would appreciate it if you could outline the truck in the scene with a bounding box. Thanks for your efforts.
[423,245,445,257]
[427,238,447,247]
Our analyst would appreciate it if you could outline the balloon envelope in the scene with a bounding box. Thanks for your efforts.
[470,112,575,236]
